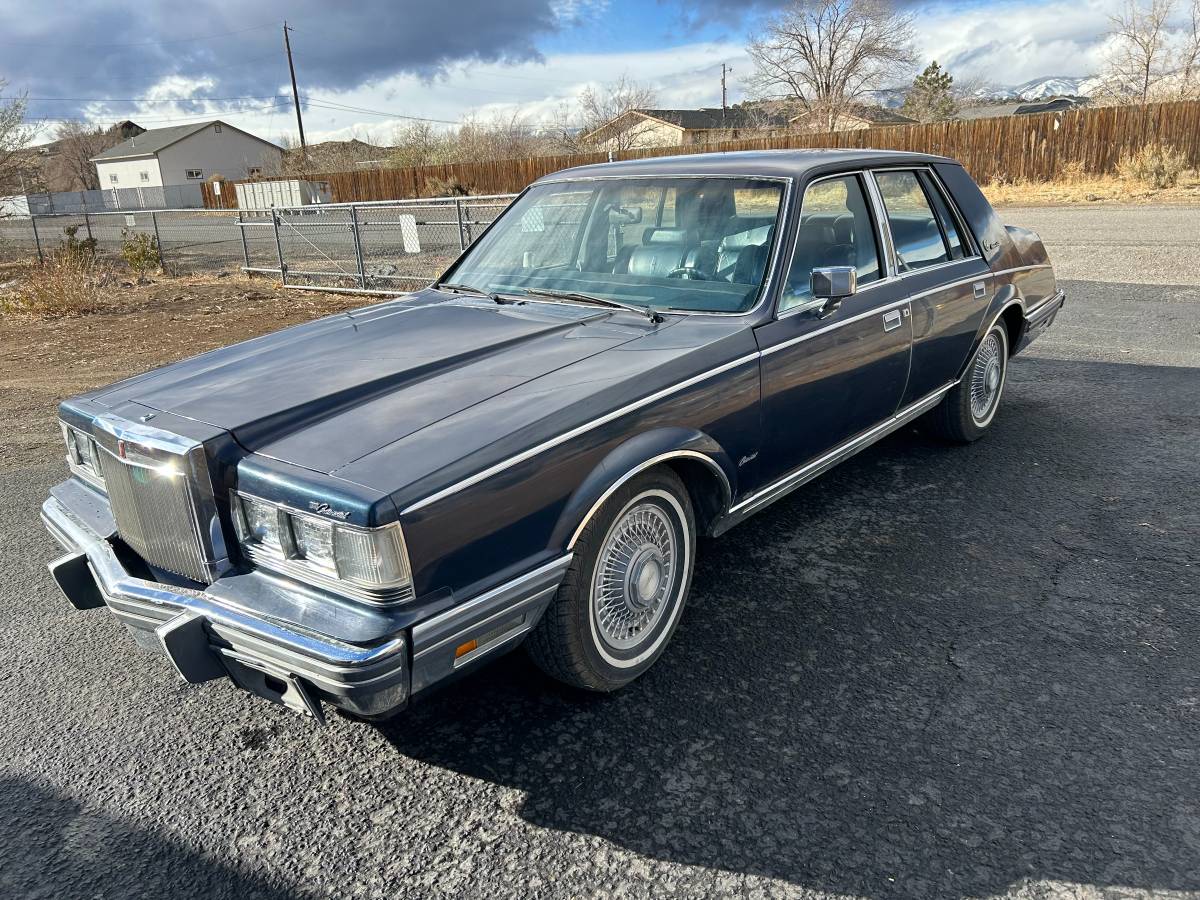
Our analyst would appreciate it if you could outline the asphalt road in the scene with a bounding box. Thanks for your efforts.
[1,205,1198,900]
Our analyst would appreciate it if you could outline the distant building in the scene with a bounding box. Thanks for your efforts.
[788,104,916,132]
[582,107,793,151]
[957,96,1090,122]
[91,120,282,189]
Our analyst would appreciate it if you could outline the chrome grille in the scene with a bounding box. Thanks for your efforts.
[89,415,227,585]
[99,451,211,583]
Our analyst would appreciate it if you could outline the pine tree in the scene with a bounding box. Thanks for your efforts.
[902,61,959,122]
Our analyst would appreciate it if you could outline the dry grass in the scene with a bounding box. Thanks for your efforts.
[984,168,1200,207]
[0,250,111,319]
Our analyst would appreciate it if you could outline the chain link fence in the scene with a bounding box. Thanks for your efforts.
[0,194,517,293]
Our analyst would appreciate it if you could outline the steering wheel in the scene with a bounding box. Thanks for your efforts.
[666,266,710,281]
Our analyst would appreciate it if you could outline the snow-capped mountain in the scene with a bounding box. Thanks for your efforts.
[971,75,1104,100]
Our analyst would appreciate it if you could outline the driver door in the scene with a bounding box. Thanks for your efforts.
[751,172,912,490]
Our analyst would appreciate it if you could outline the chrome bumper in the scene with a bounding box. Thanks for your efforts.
[41,481,571,723]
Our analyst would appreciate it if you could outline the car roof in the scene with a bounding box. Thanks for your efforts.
[535,148,957,183]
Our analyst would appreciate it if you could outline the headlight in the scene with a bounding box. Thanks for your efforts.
[60,422,105,489]
[232,494,413,604]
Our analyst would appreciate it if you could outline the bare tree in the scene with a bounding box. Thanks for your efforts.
[746,0,917,132]
[389,120,453,168]
[1102,0,1176,102]
[43,122,117,191]
[0,84,37,199]
[1181,0,1200,97]
[549,75,659,152]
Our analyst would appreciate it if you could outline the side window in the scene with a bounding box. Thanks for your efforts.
[874,170,952,271]
[918,171,969,260]
[781,174,882,312]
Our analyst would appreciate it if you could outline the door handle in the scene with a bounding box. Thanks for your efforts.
[882,310,903,332]
[973,281,987,300]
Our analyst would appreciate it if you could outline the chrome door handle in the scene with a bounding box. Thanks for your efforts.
[973,281,987,300]
[882,310,903,332]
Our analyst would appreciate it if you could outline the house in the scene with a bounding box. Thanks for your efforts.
[788,104,916,132]
[90,120,283,189]
[582,107,792,151]
[957,97,1089,122]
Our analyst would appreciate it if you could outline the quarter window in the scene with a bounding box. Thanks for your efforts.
[918,171,969,260]
[781,174,882,312]
[874,170,954,271]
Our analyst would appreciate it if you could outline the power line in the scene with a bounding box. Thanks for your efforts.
[302,96,460,125]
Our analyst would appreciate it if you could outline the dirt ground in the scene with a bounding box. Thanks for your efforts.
[0,266,363,474]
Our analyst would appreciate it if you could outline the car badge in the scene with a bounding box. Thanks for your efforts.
[308,501,352,521]
[139,412,156,423]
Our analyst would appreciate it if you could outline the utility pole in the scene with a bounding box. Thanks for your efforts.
[283,21,307,158]
[720,63,732,129]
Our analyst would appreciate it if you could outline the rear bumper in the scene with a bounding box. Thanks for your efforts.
[1017,289,1065,353]
[41,482,570,723]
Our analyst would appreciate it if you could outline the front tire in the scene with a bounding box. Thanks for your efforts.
[526,467,696,692]
[925,322,1009,443]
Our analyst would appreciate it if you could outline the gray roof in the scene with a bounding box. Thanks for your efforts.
[635,108,793,130]
[540,148,956,184]
[90,120,279,162]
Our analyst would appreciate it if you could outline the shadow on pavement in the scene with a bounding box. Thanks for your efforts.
[378,359,1200,897]
[0,776,308,900]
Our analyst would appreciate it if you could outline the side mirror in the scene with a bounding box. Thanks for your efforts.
[609,205,643,225]
[809,266,857,318]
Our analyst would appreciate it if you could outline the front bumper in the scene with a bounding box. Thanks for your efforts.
[41,481,570,723]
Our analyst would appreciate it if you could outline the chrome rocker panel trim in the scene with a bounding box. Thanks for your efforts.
[712,381,957,535]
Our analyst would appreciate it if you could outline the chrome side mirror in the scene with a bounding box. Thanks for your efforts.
[808,266,857,318]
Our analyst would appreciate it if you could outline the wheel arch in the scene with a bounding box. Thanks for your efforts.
[552,428,735,551]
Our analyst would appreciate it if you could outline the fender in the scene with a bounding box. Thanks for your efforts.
[958,287,1024,380]
[551,427,736,551]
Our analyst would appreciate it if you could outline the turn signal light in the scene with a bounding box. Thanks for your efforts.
[454,640,478,659]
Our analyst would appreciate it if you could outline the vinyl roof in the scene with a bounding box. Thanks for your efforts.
[537,148,957,183]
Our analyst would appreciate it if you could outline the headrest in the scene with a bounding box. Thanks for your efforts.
[833,214,855,243]
[643,227,690,245]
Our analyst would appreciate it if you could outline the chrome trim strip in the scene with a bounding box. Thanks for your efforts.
[1023,289,1066,320]
[567,450,732,548]
[906,271,993,303]
[402,352,761,514]
[990,263,1053,278]
[761,297,912,357]
[723,381,957,522]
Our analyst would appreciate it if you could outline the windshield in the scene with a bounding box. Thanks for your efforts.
[440,176,787,314]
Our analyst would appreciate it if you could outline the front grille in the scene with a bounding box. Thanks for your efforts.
[99,451,212,583]
[88,415,227,585]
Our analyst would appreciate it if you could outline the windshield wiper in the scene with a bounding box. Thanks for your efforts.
[436,282,520,305]
[519,288,662,323]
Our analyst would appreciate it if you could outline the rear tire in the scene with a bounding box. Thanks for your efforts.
[925,322,1009,443]
[526,467,696,692]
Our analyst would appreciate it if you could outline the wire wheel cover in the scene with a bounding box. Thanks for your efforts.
[592,501,679,651]
[970,331,1004,422]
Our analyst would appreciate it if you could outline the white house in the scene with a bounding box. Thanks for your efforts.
[90,120,283,190]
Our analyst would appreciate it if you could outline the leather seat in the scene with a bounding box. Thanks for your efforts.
[617,227,694,277]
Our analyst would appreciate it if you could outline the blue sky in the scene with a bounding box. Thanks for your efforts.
[0,0,1117,145]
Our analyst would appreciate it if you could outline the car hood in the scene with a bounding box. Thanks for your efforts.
[88,294,655,474]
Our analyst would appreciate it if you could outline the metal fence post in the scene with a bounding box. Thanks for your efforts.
[150,211,166,271]
[349,204,367,289]
[31,215,44,264]
[83,209,93,243]
[272,211,287,286]
[454,198,466,251]
[237,210,250,271]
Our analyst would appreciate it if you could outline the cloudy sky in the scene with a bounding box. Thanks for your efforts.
[0,0,1121,146]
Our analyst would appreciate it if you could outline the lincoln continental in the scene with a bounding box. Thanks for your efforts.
[42,150,1064,723]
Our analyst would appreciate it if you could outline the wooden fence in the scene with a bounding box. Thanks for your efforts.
[218,100,1200,206]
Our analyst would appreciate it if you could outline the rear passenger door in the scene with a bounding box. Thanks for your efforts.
[752,172,912,489]
[871,168,993,405]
